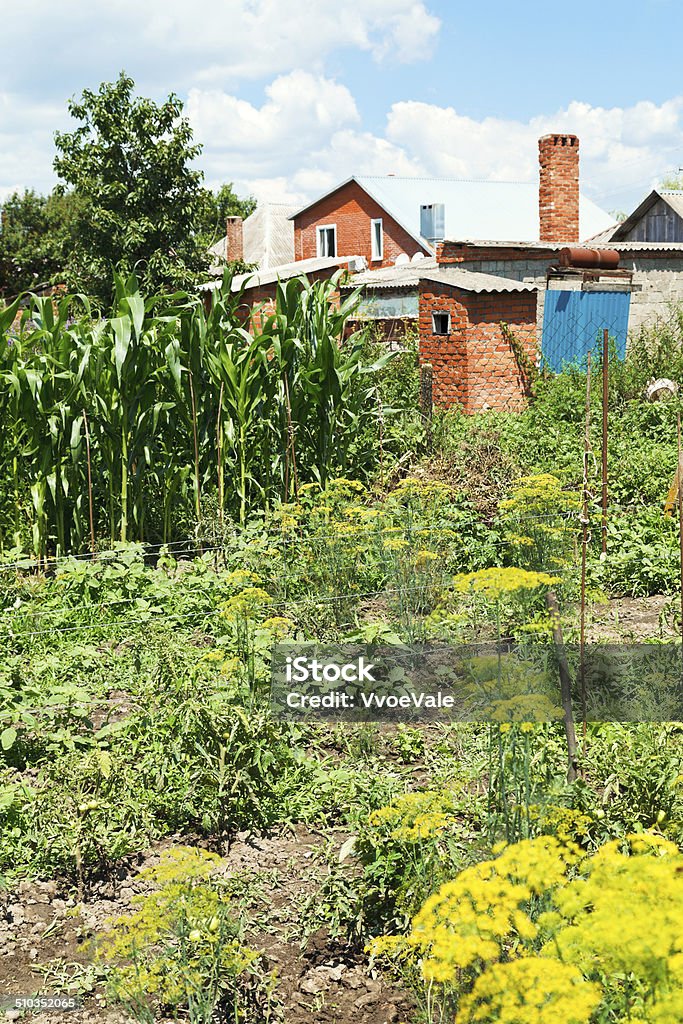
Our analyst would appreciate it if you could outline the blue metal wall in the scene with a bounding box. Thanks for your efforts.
[541,290,631,372]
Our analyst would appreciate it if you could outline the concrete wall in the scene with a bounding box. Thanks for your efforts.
[438,243,683,337]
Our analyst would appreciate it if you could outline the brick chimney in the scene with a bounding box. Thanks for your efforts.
[225,216,244,262]
[538,134,580,242]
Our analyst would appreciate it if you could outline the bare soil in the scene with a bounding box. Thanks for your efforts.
[0,825,413,1024]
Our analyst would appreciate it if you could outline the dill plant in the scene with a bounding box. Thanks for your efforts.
[98,847,269,1024]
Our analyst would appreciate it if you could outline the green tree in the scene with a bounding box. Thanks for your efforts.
[0,189,79,298]
[53,72,210,305]
[660,172,683,190]
[198,183,256,250]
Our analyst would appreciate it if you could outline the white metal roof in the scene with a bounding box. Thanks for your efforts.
[199,255,364,293]
[419,269,538,293]
[208,203,297,273]
[346,257,437,289]
[289,175,614,247]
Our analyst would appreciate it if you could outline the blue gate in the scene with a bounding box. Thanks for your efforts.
[541,290,631,372]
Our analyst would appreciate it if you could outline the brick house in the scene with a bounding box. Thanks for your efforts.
[344,134,683,413]
[418,270,538,412]
[289,165,612,271]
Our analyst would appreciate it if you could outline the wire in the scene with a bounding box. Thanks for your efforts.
[0,509,642,574]
[0,568,575,642]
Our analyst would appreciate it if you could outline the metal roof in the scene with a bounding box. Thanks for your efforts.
[440,238,683,253]
[208,202,297,273]
[419,269,538,293]
[345,257,437,289]
[289,175,614,246]
[199,255,363,293]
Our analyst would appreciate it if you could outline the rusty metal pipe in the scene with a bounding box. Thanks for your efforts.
[559,247,620,269]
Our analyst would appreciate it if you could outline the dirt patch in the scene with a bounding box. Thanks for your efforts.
[0,826,414,1024]
[585,595,675,642]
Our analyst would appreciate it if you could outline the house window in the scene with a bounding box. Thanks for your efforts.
[316,224,337,257]
[432,311,451,335]
[371,218,383,261]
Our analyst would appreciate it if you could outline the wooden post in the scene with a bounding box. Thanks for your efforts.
[82,408,96,556]
[420,363,433,444]
[545,590,579,783]
[601,328,609,554]
[677,414,683,668]
[580,353,592,745]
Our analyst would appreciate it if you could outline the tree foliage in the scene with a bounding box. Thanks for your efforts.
[0,190,79,298]
[197,183,256,250]
[53,72,210,304]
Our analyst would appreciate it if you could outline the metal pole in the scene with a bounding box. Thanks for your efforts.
[601,328,609,554]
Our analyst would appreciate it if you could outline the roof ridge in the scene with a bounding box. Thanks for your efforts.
[357,175,536,185]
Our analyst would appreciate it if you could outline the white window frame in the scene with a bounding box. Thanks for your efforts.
[432,311,451,336]
[371,218,384,261]
[316,223,337,258]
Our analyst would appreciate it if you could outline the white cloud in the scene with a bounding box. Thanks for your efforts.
[189,89,683,212]
[146,0,440,78]
[187,71,359,179]
[0,1,440,92]
[378,97,683,207]
[0,93,67,197]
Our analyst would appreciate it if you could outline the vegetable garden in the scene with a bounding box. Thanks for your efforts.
[2,277,683,1024]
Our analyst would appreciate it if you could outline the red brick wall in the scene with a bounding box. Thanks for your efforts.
[419,281,537,413]
[538,134,579,243]
[436,241,558,265]
[226,216,244,262]
[294,180,430,268]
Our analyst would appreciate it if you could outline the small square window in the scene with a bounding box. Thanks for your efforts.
[432,312,451,335]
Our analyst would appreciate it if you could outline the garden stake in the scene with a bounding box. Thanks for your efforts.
[545,590,578,782]
[189,370,202,529]
[82,408,96,556]
[678,413,683,675]
[601,328,609,554]
[580,352,592,748]
[283,374,299,503]
[217,382,224,528]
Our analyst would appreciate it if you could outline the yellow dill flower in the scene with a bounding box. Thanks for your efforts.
[454,567,559,597]
[459,956,601,1024]
[260,615,295,637]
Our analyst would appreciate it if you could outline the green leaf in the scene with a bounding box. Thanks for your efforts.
[1,727,18,751]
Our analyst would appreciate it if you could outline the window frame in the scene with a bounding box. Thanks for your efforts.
[316,223,337,258]
[432,311,451,336]
[371,218,384,261]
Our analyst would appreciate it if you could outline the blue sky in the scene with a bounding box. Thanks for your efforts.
[2,0,683,220]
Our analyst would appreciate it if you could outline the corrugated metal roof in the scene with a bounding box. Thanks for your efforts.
[289,175,613,245]
[660,190,683,220]
[199,255,363,293]
[441,238,683,253]
[244,203,297,268]
[345,257,437,289]
[208,203,297,273]
[419,269,538,293]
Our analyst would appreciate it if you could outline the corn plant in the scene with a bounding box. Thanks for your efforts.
[0,270,394,556]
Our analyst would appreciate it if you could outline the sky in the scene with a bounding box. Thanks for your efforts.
[2,0,683,218]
